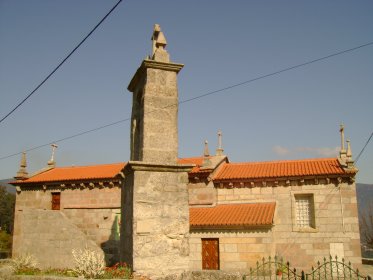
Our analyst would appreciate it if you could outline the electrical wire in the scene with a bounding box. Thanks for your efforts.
[179,41,373,104]
[355,131,373,163]
[0,0,123,125]
[0,118,131,160]
[1,40,373,161]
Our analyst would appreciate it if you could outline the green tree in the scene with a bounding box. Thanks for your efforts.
[0,185,15,234]
[0,230,12,251]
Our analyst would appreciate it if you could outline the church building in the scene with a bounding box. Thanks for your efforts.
[10,25,361,276]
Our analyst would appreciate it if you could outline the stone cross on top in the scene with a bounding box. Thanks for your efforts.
[151,24,168,61]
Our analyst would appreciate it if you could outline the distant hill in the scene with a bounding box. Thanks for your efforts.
[356,183,373,258]
[0,179,16,194]
[357,183,373,213]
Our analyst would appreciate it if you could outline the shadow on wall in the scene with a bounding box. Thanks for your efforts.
[101,213,120,266]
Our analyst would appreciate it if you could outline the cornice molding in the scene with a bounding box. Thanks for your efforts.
[128,59,184,92]
[14,179,121,192]
[125,161,194,174]
[215,174,356,189]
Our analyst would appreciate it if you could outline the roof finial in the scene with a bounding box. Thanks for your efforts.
[151,24,161,57]
[151,24,167,54]
[339,124,347,160]
[48,143,58,167]
[14,152,28,180]
[151,24,169,62]
[204,140,210,157]
[202,140,211,167]
[346,139,354,168]
[346,139,352,158]
[216,129,224,156]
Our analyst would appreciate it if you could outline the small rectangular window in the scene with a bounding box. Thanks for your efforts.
[295,194,315,229]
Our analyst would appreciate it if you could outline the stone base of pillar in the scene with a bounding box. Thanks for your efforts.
[121,161,194,276]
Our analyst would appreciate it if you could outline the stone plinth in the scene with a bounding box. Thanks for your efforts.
[121,161,193,276]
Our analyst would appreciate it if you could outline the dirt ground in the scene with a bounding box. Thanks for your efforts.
[362,264,373,277]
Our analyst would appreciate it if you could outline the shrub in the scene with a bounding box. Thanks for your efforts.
[72,247,105,279]
[103,262,132,279]
[12,253,39,274]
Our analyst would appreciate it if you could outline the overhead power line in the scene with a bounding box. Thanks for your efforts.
[355,131,373,163]
[1,40,373,161]
[179,41,373,104]
[0,0,123,125]
[0,118,131,161]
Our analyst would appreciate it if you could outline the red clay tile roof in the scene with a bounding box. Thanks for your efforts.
[178,157,212,174]
[12,157,353,185]
[13,163,126,184]
[190,203,275,229]
[213,158,351,181]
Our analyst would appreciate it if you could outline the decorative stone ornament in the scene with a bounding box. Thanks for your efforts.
[339,124,347,160]
[202,140,212,167]
[15,152,28,180]
[151,24,167,56]
[47,144,58,167]
[216,130,224,156]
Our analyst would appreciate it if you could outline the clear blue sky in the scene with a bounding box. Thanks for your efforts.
[0,1,372,183]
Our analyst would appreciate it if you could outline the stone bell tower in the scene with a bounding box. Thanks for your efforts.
[121,25,193,276]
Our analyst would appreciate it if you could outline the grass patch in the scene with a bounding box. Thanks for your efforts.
[14,263,132,279]
[15,267,75,277]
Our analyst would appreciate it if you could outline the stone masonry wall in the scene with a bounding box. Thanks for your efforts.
[188,181,216,206]
[14,186,120,211]
[14,188,54,210]
[12,209,102,268]
[189,180,361,272]
[190,230,273,271]
[13,185,121,266]
[63,208,120,265]
[62,186,121,209]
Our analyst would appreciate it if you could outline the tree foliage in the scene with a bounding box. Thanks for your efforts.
[0,185,15,234]
[0,230,12,251]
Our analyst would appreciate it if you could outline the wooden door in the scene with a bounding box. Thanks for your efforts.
[51,193,60,210]
[202,238,219,270]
